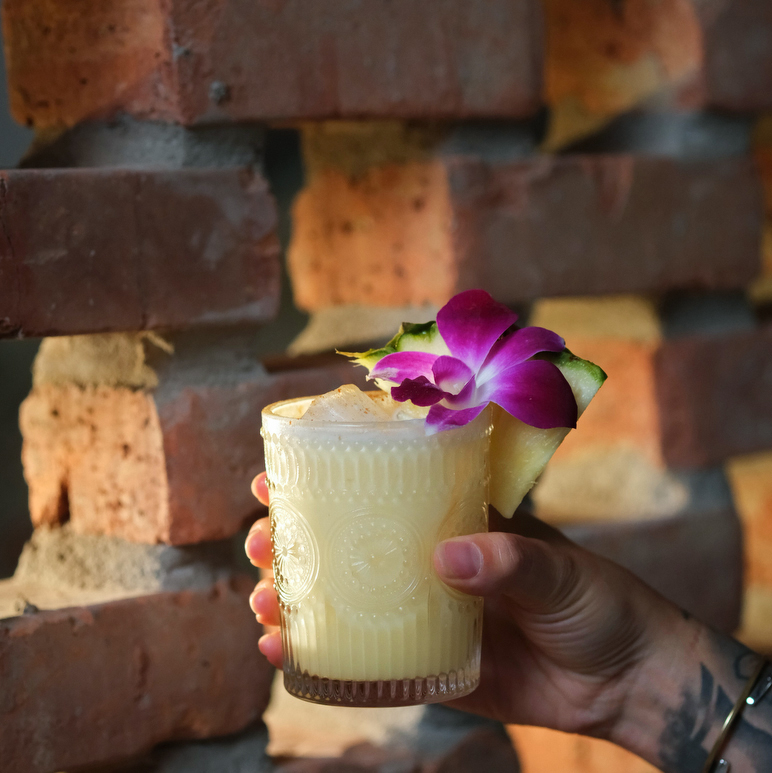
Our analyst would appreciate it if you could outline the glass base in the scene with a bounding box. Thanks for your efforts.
[283,668,479,707]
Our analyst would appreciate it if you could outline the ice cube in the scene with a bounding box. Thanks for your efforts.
[302,385,392,423]
[372,393,430,421]
[391,402,430,421]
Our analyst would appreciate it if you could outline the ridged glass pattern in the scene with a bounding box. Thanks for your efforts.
[262,398,491,706]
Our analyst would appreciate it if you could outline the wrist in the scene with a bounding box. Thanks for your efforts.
[608,594,706,768]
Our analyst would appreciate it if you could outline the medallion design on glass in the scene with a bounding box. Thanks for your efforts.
[271,500,319,605]
[329,511,424,610]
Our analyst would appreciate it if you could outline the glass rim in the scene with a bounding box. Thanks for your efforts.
[261,393,491,437]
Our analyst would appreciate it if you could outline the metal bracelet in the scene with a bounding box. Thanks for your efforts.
[703,658,769,773]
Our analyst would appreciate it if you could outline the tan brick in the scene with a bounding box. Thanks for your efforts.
[289,143,762,311]
[3,0,543,128]
[0,574,272,773]
[728,451,772,587]
[20,335,367,544]
[728,451,772,653]
[738,586,772,656]
[0,169,280,338]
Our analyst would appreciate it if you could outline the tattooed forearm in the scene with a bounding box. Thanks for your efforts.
[657,635,772,773]
[659,665,712,771]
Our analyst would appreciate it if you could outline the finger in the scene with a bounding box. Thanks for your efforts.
[258,631,283,669]
[244,518,273,568]
[434,531,580,612]
[249,581,281,627]
[251,472,270,506]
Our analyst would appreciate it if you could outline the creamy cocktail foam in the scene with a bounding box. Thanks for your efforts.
[262,386,490,703]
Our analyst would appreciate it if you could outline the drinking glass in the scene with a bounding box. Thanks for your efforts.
[261,394,491,706]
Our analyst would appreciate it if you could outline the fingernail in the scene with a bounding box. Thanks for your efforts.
[436,540,483,580]
[245,531,263,557]
[250,587,269,614]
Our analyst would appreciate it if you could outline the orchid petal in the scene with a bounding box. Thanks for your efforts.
[436,290,519,372]
[391,376,448,407]
[477,327,566,386]
[432,356,474,395]
[444,375,478,408]
[425,403,489,434]
[482,360,577,429]
[370,351,439,384]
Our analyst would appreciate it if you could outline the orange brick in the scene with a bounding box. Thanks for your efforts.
[21,340,367,544]
[552,336,664,467]
[728,451,772,587]
[290,160,456,311]
[2,0,177,129]
[543,0,703,148]
[509,726,659,773]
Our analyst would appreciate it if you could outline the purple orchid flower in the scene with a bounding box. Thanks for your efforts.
[370,290,578,433]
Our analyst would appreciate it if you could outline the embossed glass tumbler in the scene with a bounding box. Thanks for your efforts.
[261,396,491,707]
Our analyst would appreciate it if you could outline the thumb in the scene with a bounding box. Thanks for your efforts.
[434,532,580,612]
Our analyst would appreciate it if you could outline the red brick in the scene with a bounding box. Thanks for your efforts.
[0,169,280,338]
[2,0,543,128]
[655,326,772,468]
[0,575,272,773]
[566,506,743,634]
[699,0,772,112]
[289,154,763,311]
[20,354,367,544]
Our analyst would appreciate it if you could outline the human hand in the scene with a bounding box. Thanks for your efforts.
[245,473,283,669]
[244,472,686,742]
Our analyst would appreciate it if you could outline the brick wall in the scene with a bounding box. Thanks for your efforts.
[1,1,772,771]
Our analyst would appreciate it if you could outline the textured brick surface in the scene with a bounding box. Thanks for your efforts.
[567,506,743,634]
[0,169,279,338]
[542,0,703,149]
[0,575,272,773]
[655,327,772,468]
[2,0,176,129]
[3,0,543,128]
[289,155,763,311]
[700,0,772,111]
[21,354,366,544]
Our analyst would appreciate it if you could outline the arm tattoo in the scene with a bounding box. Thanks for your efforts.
[658,637,772,773]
